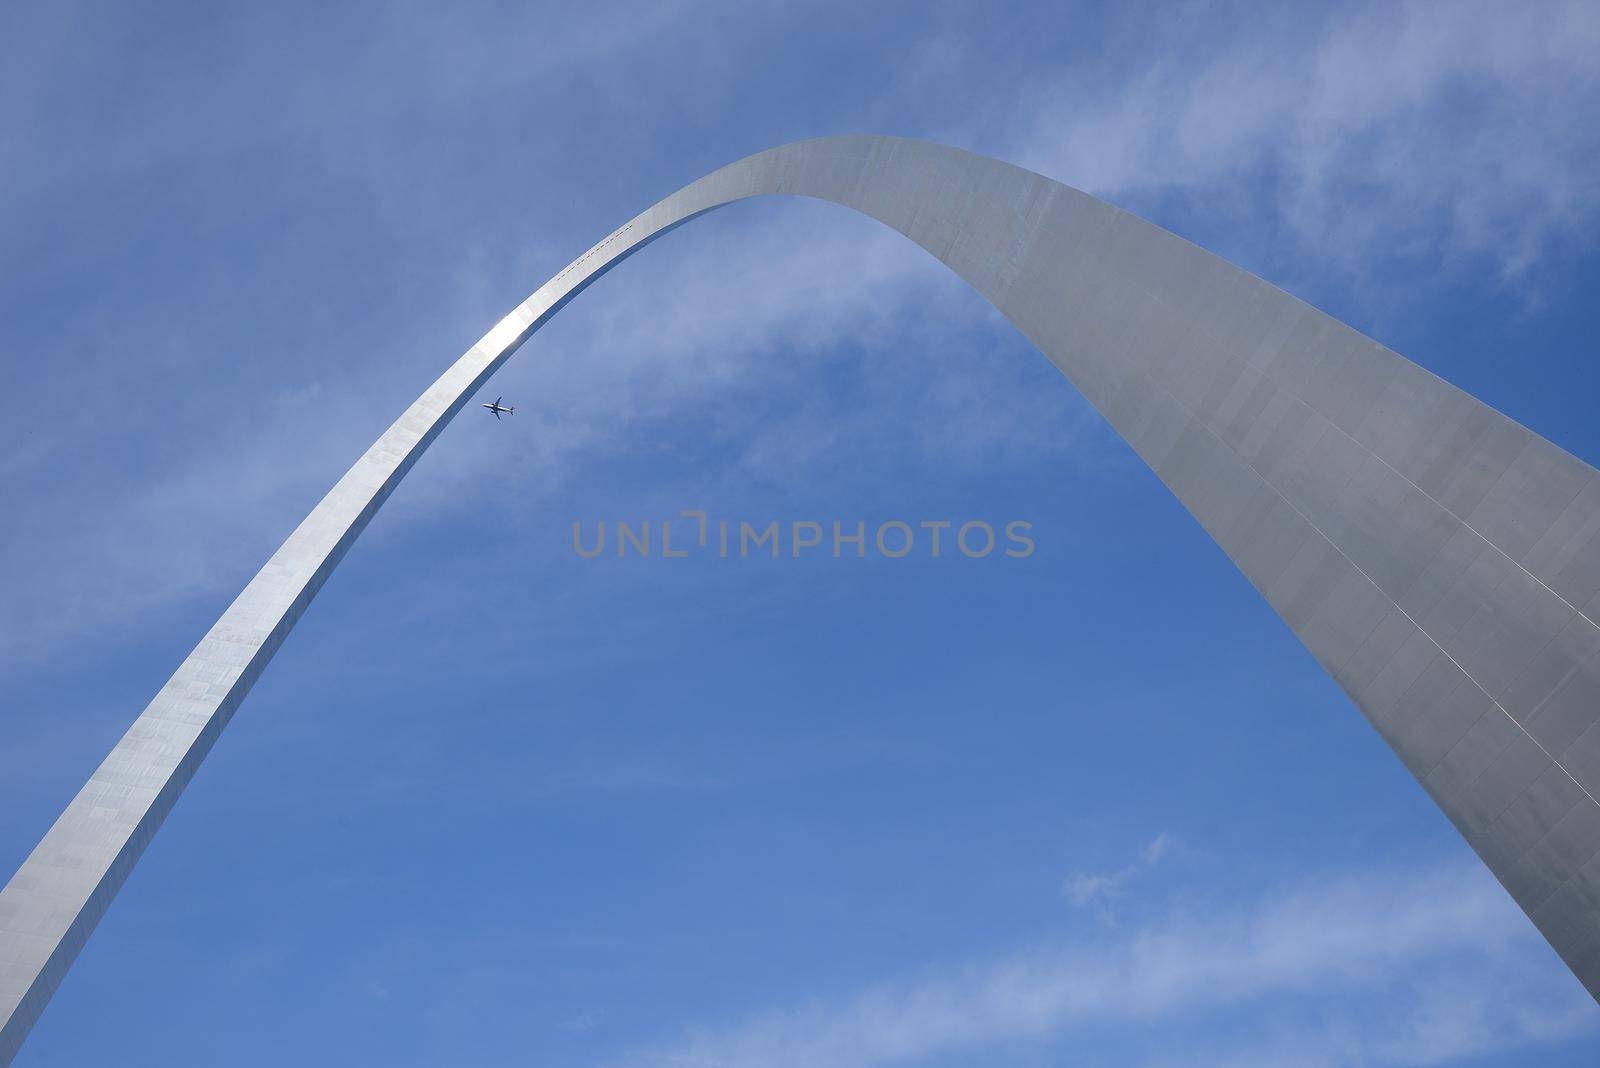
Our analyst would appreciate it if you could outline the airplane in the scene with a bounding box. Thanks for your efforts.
[481,396,515,420]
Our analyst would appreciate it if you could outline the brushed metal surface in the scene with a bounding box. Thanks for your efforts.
[4,135,1599,1061]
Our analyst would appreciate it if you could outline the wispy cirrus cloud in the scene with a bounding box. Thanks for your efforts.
[607,859,1596,1068]
[1009,0,1600,302]
[6,0,1599,669]
[0,201,1091,668]
[1062,831,1175,909]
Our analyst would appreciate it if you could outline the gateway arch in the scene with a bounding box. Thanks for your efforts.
[3,135,1600,1060]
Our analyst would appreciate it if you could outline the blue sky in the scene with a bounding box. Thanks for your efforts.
[3,1,1600,1064]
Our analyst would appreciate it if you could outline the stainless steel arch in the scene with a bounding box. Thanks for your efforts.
[5,135,1600,1059]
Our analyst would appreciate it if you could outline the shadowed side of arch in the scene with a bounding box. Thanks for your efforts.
[4,135,1599,1061]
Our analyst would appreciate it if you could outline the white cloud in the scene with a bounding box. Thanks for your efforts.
[6,0,1598,668]
[1011,1,1600,301]
[608,859,1597,1068]
[1063,831,1176,908]
[0,199,1101,668]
